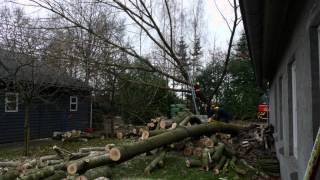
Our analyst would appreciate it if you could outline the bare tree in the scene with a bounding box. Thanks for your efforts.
[0,7,73,155]
[208,0,242,104]
[14,0,241,111]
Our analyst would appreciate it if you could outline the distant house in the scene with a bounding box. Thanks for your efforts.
[0,50,91,144]
[240,1,320,179]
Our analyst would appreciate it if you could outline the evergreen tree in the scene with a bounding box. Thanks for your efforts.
[176,36,189,72]
[190,36,202,79]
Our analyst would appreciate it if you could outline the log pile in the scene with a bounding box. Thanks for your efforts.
[52,130,95,142]
[0,112,280,179]
[0,144,114,180]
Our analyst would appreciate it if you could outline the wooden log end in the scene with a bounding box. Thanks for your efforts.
[183,147,193,156]
[171,123,177,129]
[193,147,203,158]
[185,159,191,167]
[67,163,78,175]
[141,130,150,140]
[109,148,121,161]
[116,131,124,139]
[105,144,115,153]
[76,175,88,180]
[159,120,166,129]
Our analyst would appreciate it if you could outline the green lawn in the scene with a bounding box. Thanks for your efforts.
[0,138,256,180]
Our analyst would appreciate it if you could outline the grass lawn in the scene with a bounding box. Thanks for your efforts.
[0,138,256,180]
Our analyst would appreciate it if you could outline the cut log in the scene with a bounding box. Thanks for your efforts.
[234,166,247,175]
[183,146,194,156]
[69,152,90,160]
[21,159,37,169]
[76,166,112,180]
[0,170,19,180]
[185,159,202,168]
[116,131,124,139]
[40,155,61,162]
[47,160,64,166]
[222,159,230,174]
[67,154,112,175]
[19,166,55,180]
[147,122,156,130]
[149,129,166,137]
[171,142,185,151]
[0,161,20,167]
[212,143,225,161]
[109,120,244,162]
[204,138,214,148]
[144,150,166,175]
[53,145,71,158]
[179,115,201,126]
[105,144,116,153]
[201,148,210,171]
[141,130,150,140]
[169,123,178,130]
[42,170,66,180]
[213,156,226,175]
[193,147,203,158]
[79,147,106,153]
[172,111,192,124]
[159,120,172,129]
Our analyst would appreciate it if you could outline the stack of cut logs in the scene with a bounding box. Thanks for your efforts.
[52,130,95,142]
[0,111,279,179]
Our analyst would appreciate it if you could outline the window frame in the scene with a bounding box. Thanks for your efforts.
[5,92,19,112]
[70,96,78,112]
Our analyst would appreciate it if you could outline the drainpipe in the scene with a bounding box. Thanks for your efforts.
[90,93,93,128]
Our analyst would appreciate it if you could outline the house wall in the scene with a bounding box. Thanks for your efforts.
[0,92,90,143]
[269,1,320,179]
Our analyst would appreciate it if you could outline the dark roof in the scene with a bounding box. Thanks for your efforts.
[239,0,309,87]
[0,49,91,91]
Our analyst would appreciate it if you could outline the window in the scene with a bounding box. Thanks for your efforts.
[70,96,78,112]
[5,93,19,112]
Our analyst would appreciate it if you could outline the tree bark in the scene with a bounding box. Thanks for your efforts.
[109,120,243,162]
[185,159,202,168]
[42,170,66,180]
[24,104,30,156]
[212,143,225,161]
[79,147,106,153]
[67,154,112,175]
[144,150,166,175]
[19,167,55,180]
[76,166,112,180]
[0,170,19,180]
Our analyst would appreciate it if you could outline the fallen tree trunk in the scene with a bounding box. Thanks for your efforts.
[42,170,66,180]
[0,161,20,167]
[19,167,55,180]
[76,166,112,180]
[144,150,166,175]
[0,170,19,180]
[109,120,244,162]
[185,159,202,168]
[79,147,106,153]
[67,154,112,175]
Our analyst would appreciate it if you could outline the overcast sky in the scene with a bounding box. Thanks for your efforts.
[1,0,243,58]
